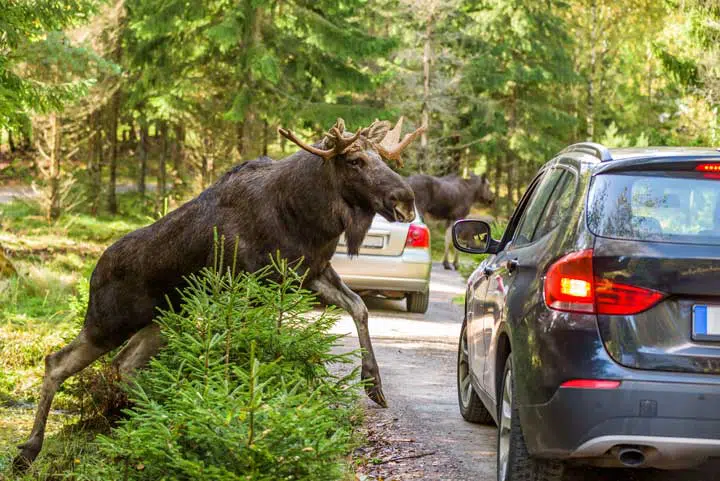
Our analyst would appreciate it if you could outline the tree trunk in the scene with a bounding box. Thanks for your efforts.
[8,129,16,152]
[21,118,32,150]
[262,119,269,157]
[0,245,16,278]
[420,16,433,173]
[88,110,103,215]
[505,156,514,207]
[159,121,168,198]
[107,91,119,214]
[236,123,245,158]
[493,152,503,218]
[48,113,62,222]
[173,124,185,190]
[138,118,148,197]
[586,0,598,141]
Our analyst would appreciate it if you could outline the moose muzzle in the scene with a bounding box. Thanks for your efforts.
[386,188,416,223]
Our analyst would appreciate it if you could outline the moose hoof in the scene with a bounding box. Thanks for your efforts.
[443,261,452,270]
[12,451,34,473]
[13,439,41,473]
[365,384,388,408]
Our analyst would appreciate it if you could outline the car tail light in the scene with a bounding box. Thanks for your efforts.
[405,224,430,248]
[696,163,720,172]
[696,163,720,179]
[544,249,665,315]
[560,379,621,389]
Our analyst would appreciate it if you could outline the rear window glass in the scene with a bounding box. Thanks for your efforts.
[587,172,720,245]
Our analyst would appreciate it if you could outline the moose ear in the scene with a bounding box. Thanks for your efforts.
[362,119,392,144]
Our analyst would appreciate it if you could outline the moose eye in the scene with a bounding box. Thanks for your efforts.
[348,158,361,167]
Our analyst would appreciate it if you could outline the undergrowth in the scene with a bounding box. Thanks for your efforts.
[4,254,361,480]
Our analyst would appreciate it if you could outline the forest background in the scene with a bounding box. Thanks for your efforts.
[2,0,720,478]
[2,0,720,221]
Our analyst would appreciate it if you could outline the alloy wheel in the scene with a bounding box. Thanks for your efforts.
[458,327,473,407]
[498,364,513,481]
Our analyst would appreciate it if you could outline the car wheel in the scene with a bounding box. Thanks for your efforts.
[498,357,566,481]
[457,322,494,424]
[406,290,429,313]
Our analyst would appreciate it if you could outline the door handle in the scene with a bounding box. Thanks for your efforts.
[507,259,519,273]
[483,266,496,277]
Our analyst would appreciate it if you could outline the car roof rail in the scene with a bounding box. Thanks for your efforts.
[560,142,613,162]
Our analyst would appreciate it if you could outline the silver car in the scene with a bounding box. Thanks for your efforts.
[331,208,432,313]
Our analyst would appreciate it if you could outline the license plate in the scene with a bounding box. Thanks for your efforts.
[338,234,385,249]
[362,235,385,249]
[692,305,720,341]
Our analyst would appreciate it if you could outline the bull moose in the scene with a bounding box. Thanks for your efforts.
[408,173,494,270]
[13,117,424,471]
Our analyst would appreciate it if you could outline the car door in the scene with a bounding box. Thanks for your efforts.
[482,166,578,399]
[467,171,546,393]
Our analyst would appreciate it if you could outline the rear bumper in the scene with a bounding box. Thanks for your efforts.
[520,380,720,468]
[330,248,431,293]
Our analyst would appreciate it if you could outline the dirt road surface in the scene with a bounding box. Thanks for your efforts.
[332,263,496,480]
[332,263,717,481]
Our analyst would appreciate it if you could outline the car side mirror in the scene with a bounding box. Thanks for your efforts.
[452,220,493,254]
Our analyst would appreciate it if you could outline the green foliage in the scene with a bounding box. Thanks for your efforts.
[0,0,104,128]
[72,258,360,481]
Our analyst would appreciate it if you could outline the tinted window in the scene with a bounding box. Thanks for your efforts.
[514,169,565,246]
[588,172,720,245]
[533,170,576,241]
[499,172,545,247]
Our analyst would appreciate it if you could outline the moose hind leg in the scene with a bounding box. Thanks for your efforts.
[13,330,108,472]
[111,323,164,379]
[310,266,387,408]
[443,221,453,270]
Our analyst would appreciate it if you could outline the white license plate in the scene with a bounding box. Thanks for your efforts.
[692,305,720,340]
[362,235,385,249]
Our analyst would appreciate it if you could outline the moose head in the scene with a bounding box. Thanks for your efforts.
[469,174,494,205]
[279,117,423,227]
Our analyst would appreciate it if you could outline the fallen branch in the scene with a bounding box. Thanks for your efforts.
[375,451,436,465]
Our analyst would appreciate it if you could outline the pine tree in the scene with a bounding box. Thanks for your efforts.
[0,0,99,129]
[460,0,577,211]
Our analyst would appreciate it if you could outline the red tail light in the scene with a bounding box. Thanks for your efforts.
[560,379,621,389]
[695,163,720,179]
[696,163,720,172]
[405,224,430,248]
[544,249,665,315]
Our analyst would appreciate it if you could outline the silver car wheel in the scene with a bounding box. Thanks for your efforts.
[458,327,473,407]
[498,364,513,481]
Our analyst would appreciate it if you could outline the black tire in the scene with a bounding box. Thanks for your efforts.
[498,357,566,481]
[406,290,429,313]
[457,322,495,424]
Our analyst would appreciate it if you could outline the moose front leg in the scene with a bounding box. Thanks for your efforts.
[310,266,387,408]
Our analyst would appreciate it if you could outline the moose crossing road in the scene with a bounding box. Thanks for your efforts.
[332,263,716,481]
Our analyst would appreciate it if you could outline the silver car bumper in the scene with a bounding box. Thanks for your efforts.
[331,247,431,293]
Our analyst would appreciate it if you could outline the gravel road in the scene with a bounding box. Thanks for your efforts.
[332,263,497,480]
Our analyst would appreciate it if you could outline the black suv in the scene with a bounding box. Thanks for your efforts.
[453,143,720,481]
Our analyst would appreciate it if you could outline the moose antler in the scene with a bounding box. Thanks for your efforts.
[373,116,425,167]
[278,118,361,161]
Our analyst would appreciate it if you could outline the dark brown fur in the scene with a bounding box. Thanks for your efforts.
[408,173,494,269]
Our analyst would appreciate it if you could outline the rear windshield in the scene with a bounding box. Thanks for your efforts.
[587,172,720,245]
